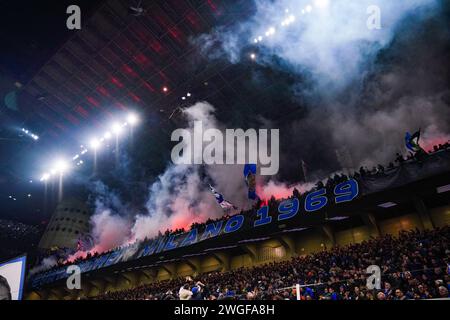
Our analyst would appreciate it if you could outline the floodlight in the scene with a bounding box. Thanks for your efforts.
[90,138,101,150]
[104,131,112,139]
[314,0,329,9]
[127,113,139,125]
[112,122,123,135]
[54,159,69,174]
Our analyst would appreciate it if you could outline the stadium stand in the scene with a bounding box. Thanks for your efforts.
[91,227,449,300]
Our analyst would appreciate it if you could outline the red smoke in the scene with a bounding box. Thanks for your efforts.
[421,135,450,153]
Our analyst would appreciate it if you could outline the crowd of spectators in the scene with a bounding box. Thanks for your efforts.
[92,227,449,300]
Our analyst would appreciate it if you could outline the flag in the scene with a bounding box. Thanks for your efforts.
[209,184,237,210]
[244,164,259,200]
[76,234,94,251]
[301,159,308,182]
[405,130,424,153]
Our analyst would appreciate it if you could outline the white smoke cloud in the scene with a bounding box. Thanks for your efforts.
[194,0,448,177]
[28,255,58,276]
[197,0,439,93]
[78,101,310,251]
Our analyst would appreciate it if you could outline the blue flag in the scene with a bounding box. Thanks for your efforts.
[209,185,236,210]
[244,164,259,200]
[405,130,423,153]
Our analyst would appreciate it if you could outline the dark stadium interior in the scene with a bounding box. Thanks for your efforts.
[0,0,449,302]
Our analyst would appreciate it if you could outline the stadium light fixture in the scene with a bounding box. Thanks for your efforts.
[40,173,50,182]
[104,131,112,140]
[112,122,123,135]
[53,159,69,174]
[90,138,101,150]
[250,53,256,60]
[378,202,397,208]
[127,113,139,126]
[326,216,349,221]
[187,92,191,97]
[436,184,450,193]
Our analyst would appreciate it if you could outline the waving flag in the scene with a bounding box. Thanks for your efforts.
[244,164,259,200]
[405,130,424,153]
[209,184,237,210]
[76,234,94,252]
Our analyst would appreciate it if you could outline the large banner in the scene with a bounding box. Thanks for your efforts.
[0,256,27,300]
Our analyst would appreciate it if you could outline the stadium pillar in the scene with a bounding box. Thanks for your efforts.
[121,272,139,288]
[277,235,296,257]
[185,258,202,276]
[161,263,176,279]
[242,244,258,264]
[48,287,65,300]
[212,252,231,272]
[88,279,107,296]
[140,269,157,284]
[321,225,336,247]
[361,212,381,237]
[413,198,435,230]
[80,281,93,298]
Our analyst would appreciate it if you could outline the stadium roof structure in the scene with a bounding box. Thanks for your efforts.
[19,0,302,140]
[1,0,307,221]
